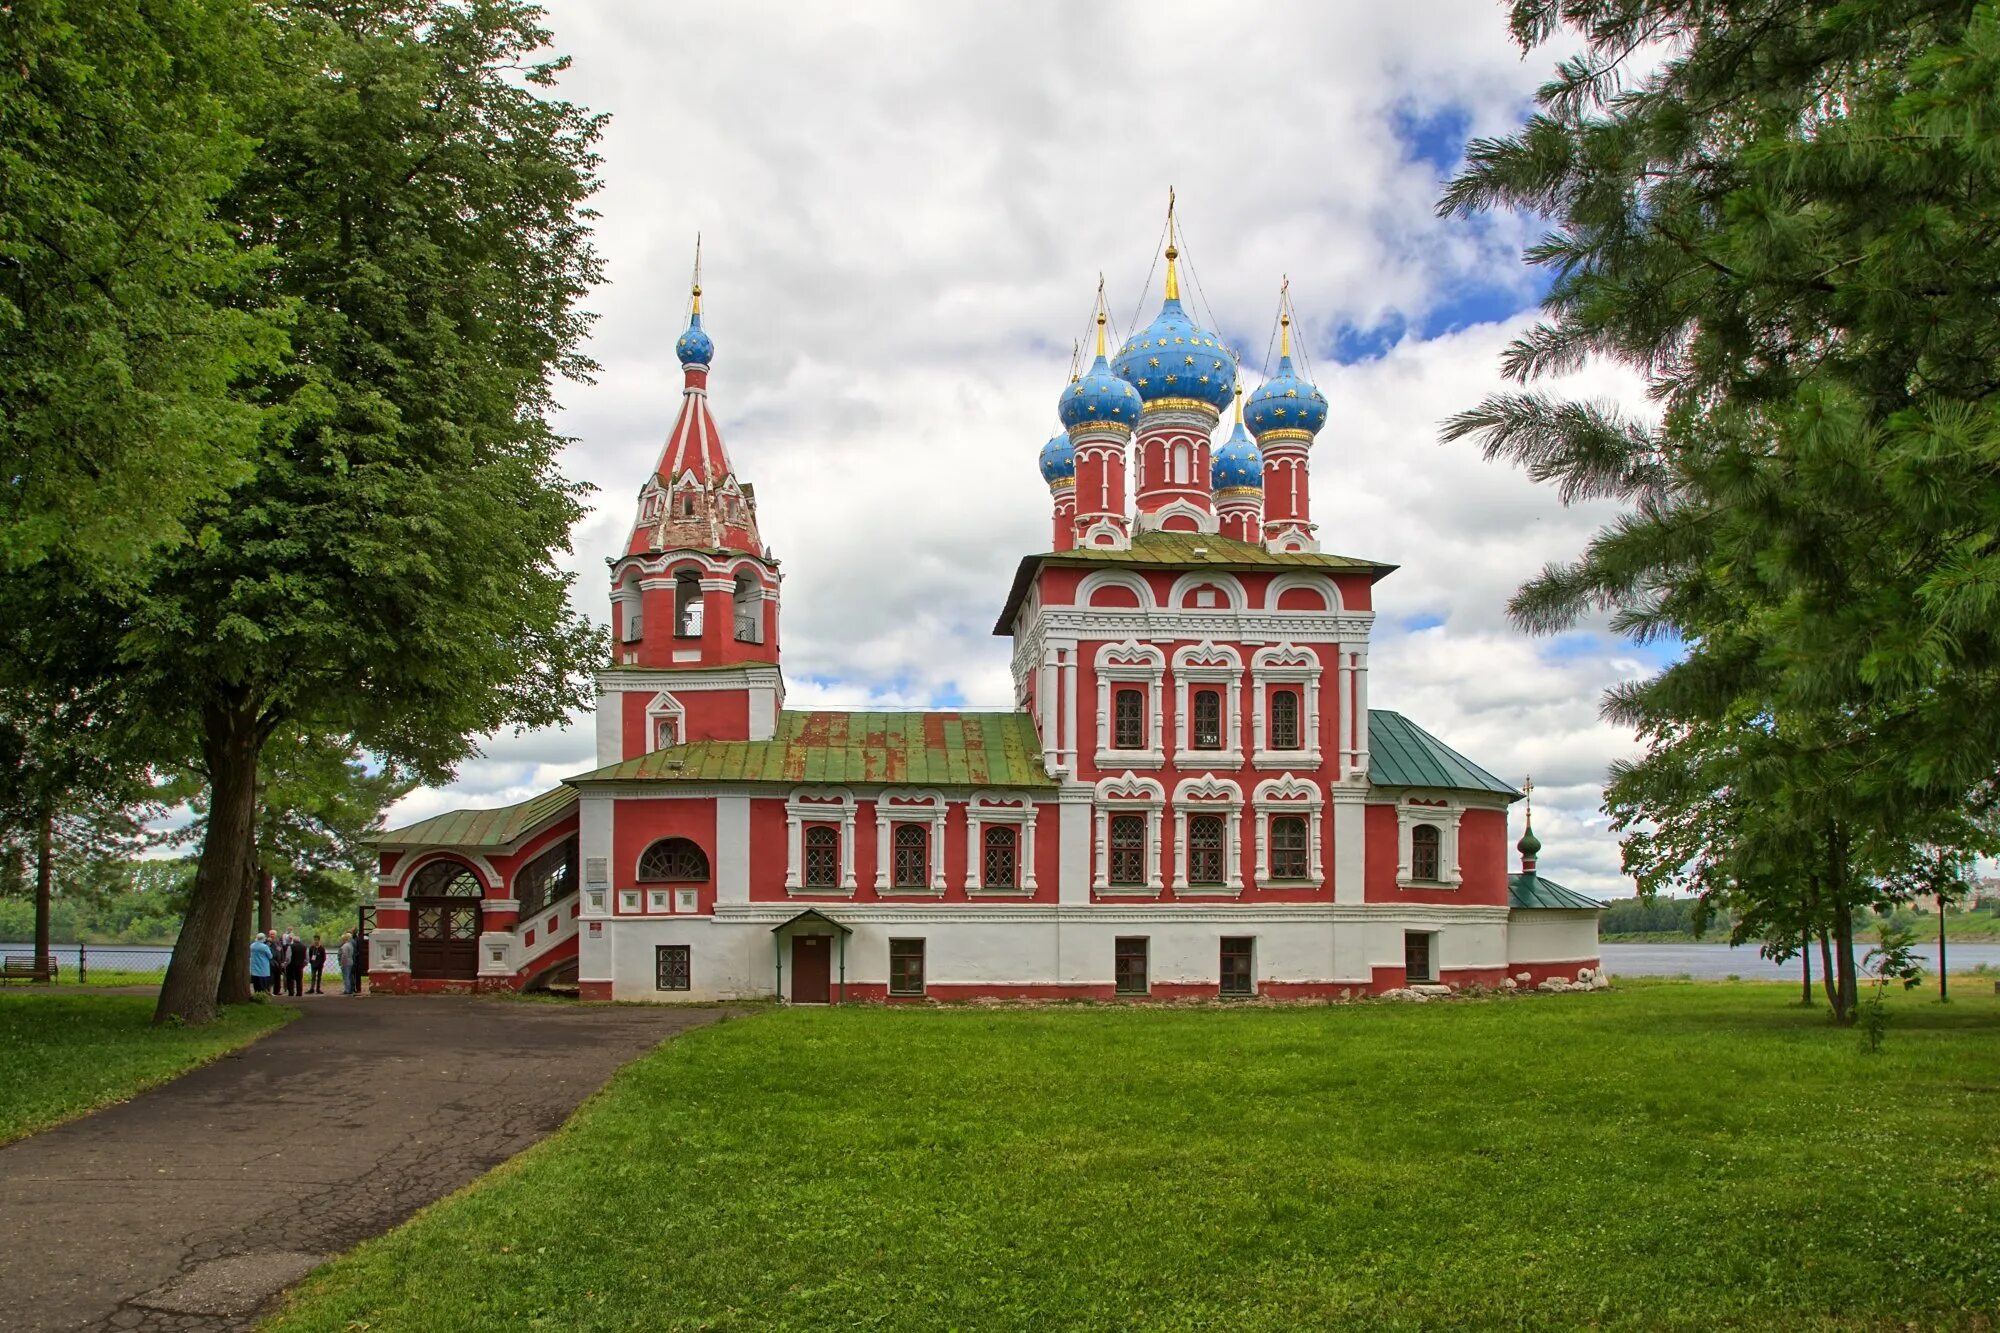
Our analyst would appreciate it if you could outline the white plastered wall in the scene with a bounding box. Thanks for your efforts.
[1505,911,1601,965]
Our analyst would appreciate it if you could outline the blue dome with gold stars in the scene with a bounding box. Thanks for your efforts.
[1112,248,1236,413]
[1039,430,1075,484]
[675,310,714,368]
[1211,416,1262,490]
[1059,351,1142,434]
[1245,315,1327,440]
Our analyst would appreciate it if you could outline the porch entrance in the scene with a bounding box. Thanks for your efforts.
[408,859,485,981]
[771,908,851,1004]
[791,935,831,1004]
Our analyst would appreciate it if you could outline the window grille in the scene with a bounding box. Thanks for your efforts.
[733,575,763,643]
[1411,824,1442,881]
[981,825,1018,890]
[1404,932,1433,983]
[1108,814,1147,887]
[1114,937,1149,995]
[410,862,482,897]
[1269,689,1301,749]
[638,838,709,882]
[803,825,840,888]
[1220,937,1254,996]
[1187,814,1225,885]
[889,939,926,996]
[515,840,578,918]
[1192,688,1223,750]
[1113,688,1146,750]
[656,944,691,991]
[1270,815,1309,879]
[674,574,702,637]
[892,824,929,889]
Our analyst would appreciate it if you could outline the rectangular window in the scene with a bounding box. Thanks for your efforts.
[1269,814,1309,879]
[1114,937,1149,996]
[1269,689,1302,750]
[1220,937,1254,996]
[655,944,691,991]
[803,825,840,888]
[1192,688,1223,750]
[1411,824,1442,881]
[892,824,929,889]
[981,825,1019,890]
[889,938,926,996]
[1113,687,1146,750]
[1187,813,1225,885]
[1404,931,1434,984]
[1108,813,1147,887]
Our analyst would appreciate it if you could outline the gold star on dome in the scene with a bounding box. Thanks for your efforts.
[1148,356,1160,368]
[1165,373,1177,384]
[1071,385,1083,396]
[1174,336,1185,344]
[1138,377,1149,388]
[1156,338,1168,347]
[1285,389,1298,398]
[1183,355,1195,366]
[1199,374,1210,384]
[1273,407,1287,417]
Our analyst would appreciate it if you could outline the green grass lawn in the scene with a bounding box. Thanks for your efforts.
[0,993,293,1144]
[270,983,2000,1332]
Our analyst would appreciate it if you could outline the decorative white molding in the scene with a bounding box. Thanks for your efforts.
[1252,774,1326,888]
[785,787,857,892]
[644,691,686,751]
[1093,640,1166,768]
[1075,568,1155,611]
[1171,774,1245,892]
[1092,772,1165,893]
[1167,571,1247,612]
[1395,797,1465,889]
[1135,498,1219,534]
[1265,571,1341,613]
[1251,642,1324,768]
[966,790,1040,892]
[1171,640,1245,766]
[874,788,948,892]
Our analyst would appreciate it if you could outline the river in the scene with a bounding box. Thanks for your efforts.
[1600,939,2000,980]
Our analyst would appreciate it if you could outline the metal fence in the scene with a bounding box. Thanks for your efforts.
[0,943,172,985]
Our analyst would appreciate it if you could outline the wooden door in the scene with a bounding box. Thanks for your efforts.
[412,899,482,979]
[790,934,831,1004]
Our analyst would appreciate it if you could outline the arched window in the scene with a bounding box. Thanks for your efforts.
[619,574,644,643]
[674,571,703,638]
[1269,689,1301,750]
[892,824,929,889]
[1187,814,1225,886]
[1270,816,1309,880]
[803,826,840,888]
[1191,689,1223,750]
[982,825,1018,890]
[1108,814,1146,887]
[733,572,762,644]
[1172,442,1189,484]
[1113,688,1146,750]
[678,490,696,518]
[638,837,710,882]
[410,860,482,898]
[515,839,577,918]
[1411,824,1442,881]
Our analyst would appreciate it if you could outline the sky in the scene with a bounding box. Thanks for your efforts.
[383,0,1666,899]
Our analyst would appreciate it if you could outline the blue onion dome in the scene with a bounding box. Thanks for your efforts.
[1211,392,1263,491]
[1059,314,1142,433]
[1039,430,1075,485]
[1111,246,1236,413]
[675,288,714,367]
[1245,312,1328,441]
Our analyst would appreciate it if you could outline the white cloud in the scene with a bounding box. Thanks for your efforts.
[389,1,1651,898]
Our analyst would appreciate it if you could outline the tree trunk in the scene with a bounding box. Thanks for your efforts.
[154,697,263,1026]
[1938,888,1948,1002]
[258,867,273,936]
[34,808,53,983]
[218,849,255,1006]
[1826,825,1857,1025]
[1800,927,1813,1007]
[1818,927,1837,1011]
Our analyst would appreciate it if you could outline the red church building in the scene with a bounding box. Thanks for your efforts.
[369,235,1603,1002]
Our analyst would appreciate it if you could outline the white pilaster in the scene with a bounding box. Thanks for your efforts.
[716,795,750,905]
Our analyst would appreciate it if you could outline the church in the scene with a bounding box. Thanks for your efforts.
[369,230,1603,1002]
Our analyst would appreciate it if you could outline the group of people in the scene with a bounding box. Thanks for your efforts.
[249,928,366,997]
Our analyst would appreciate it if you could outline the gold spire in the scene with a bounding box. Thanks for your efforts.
[1163,188,1180,301]
[690,232,703,315]
[1234,379,1244,424]
[1278,275,1291,357]
[1068,339,1081,384]
[1093,273,1109,357]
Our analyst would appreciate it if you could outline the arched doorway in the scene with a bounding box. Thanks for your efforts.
[408,859,483,980]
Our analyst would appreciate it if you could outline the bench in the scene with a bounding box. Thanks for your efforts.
[1,954,56,984]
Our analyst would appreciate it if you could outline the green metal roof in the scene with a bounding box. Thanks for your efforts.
[994,531,1396,634]
[1509,872,1606,911]
[1367,710,1521,798]
[378,786,576,849]
[569,710,1059,788]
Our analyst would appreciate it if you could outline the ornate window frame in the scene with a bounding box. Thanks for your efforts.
[1172,641,1244,764]
[1251,643,1323,769]
[966,790,1038,895]
[1094,641,1166,768]
[873,788,946,894]
[1395,796,1465,889]
[645,691,686,752]
[1093,773,1164,895]
[786,787,857,895]
[1171,774,1244,896]
[1252,775,1325,888]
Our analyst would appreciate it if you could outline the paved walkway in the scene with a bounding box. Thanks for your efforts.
[0,995,742,1332]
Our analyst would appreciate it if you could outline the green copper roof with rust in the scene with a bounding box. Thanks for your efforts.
[1367,710,1521,798]
[569,710,1059,788]
[1509,872,1606,911]
[378,786,577,849]
[994,531,1396,634]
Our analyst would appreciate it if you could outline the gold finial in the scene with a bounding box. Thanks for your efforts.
[1278,275,1291,358]
[1523,773,1534,820]
[1163,188,1180,301]
[1068,339,1081,383]
[1093,273,1109,357]
[690,232,703,316]
[1234,379,1244,424]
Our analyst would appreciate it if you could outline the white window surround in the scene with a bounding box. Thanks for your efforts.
[785,787,857,894]
[617,574,645,642]
[1094,641,1166,768]
[1092,773,1165,895]
[1172,641,1245,765]
[1252,775,1325,888]
[645,691,685,752]
[1076,569,1154,611]
[966,790,1039,894]
[1251,643,1324,769]
[873,788,947,894]
[1167,571,1248,612]
[1395,799,1465,889]
[396,851,500,897]
[1171,774,1244,895]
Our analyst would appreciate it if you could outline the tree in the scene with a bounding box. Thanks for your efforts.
[0,0,285,573]
[1439,0,2000,1016]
